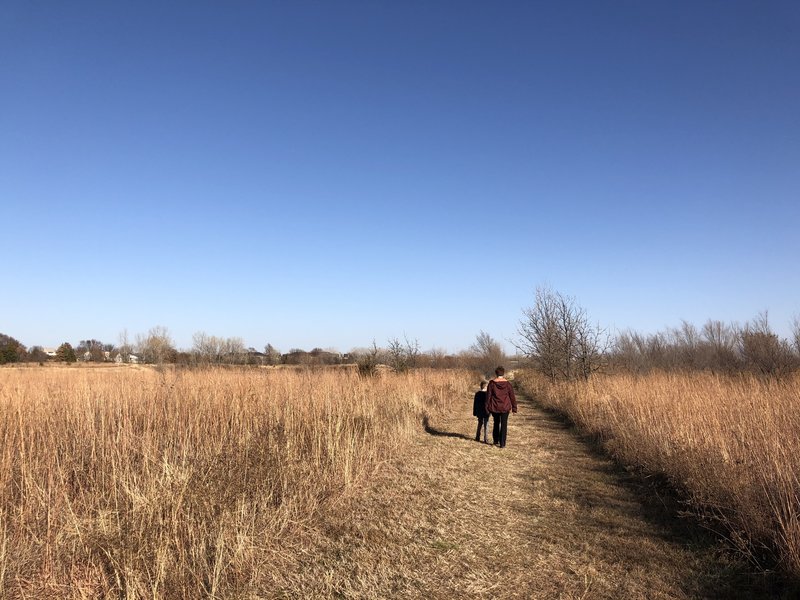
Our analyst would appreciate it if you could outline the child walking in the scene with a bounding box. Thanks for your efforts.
[473,381,490,443]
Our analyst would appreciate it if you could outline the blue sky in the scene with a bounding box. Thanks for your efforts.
[2,1,798,353]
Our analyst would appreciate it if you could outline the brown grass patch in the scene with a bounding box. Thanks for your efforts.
[0,365,471,598]
[518,371,800,579]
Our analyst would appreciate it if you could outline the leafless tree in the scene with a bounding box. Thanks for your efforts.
[264,343,281,365]
[517,287,608,381]
[191,333,246,364]
[221,337,246,364]
[739,312,795,376]
[468,330,505,377]
[671,321,700,368]
[700,319,739,371]
[77,339,106,362]
[136,326,175,365]
[575,315,611,379]
[611,312,800,375]
[117,329,134,363]
[192,331,221,363]
[354,341,382,376]
[386,335,420,372]
[425,347,451,369]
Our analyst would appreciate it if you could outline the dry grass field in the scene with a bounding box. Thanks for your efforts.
[0,364,471,598]
[4,364,797,598]
[517,371,800,579]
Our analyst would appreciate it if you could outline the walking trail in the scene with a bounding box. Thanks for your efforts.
[287,392,779,599]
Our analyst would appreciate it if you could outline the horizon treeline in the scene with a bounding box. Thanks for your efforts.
[611,312,800,376]
[0,329,503,374]
[2,302,799,377]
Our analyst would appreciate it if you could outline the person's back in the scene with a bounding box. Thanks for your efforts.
[473,388,488,417]
[485,367,517,448]
[472,381,490,443]
[485,378,517,414]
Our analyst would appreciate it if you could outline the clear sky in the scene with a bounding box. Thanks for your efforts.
[2,1,798,353]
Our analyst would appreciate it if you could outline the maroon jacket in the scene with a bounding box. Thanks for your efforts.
[485,378,518,414]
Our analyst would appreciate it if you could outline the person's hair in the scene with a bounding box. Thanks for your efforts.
[479,380,487,389]
[495,366,505,377]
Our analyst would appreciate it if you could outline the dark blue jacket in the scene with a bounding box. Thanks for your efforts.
[473,390,489,418]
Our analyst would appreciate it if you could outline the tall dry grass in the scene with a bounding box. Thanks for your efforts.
[0,365,471,598]
[518,370,800,577]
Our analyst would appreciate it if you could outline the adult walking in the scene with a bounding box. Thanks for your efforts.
[485,366,517,448]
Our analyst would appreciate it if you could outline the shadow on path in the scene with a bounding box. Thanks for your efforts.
[422,415,473,440]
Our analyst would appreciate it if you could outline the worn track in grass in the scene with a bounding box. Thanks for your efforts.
[281,393,784,599]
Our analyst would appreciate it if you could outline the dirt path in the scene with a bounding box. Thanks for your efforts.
[286,393,779,599]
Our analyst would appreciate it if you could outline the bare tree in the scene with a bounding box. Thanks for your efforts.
[575,314,611,379]
[386,337,406,372]
[517,287,562,381]
[700,319,739,371]
[386,335,420,372]
[192,331,221,363]
[739,312,795,376]
[405,336,421,368]
[77,339,105,362]
[468,330,505,377]
[28,346,49,362]
[611,314,800,375]
[425,346,451,369]
[191,333,250,364]
[264,343,281,365]
[355,340,382,376]
[672,320,700,368]
[117,329,134,363]
[221,337,246,364]
[517,287,608,381]
[136,326,175,365]
[612,331,644,373]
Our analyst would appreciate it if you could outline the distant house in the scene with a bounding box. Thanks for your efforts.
[81,350,108,362]
[113,353,139,364]
[42,347,58,358]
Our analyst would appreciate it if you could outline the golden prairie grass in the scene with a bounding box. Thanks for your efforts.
[0,365,471,598]
[518,370,800,578]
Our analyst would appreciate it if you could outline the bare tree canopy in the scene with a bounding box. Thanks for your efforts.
[386,335,420,372]
[517,287,609,381]
[468,330,505,377]
[611,313,799,376]
[136,326,176,365]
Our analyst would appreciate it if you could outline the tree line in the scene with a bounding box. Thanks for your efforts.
[516,286,800,380]
[0,328,506,375]
[4,286,796,379]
